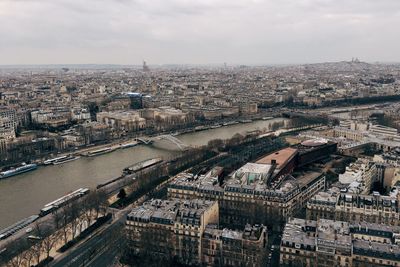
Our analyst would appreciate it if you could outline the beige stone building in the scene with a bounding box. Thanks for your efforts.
[126,199,219,265]
[126,198,268,267]
[202,224,267,267]
[96,110,146,133]
[281,218,400,267]
[307,189,400,226]
[168,167,325,229]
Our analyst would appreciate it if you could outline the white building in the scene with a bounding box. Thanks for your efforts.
[339,158,377,194]
[369,124,400,141]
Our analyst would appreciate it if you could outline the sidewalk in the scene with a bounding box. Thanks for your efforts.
[49,213,112,265]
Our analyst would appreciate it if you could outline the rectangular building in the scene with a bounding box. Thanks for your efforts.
[202,224,267,267]
[307,189,400,226]
[168,168,325,229]
[126,199,219,265]
[281,218,400,267]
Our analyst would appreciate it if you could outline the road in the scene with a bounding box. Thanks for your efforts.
[85,240,120,267]
[266,232,281,267]
[0,213,57,261]
[48,159,189,267]
[50,210,128,267]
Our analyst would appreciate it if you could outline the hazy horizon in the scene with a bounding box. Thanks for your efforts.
[1,0,400,65]
[0,60,399,68]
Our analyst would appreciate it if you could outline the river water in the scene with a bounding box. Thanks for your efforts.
[0,118,288,228]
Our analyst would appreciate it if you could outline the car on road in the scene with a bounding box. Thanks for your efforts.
[27,235,42,240]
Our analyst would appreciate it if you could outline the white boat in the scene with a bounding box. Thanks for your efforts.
[223,121,239,126]
[120,142,138,149]
[53,156,80,165]
[85,147,116,157]
[195,126,209,131]
[44,156,68,165]
[44,155,79,165]
[262,116,274,120]
[0,163,38,179]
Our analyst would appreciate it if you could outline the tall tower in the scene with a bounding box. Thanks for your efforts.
[143,60,150,72]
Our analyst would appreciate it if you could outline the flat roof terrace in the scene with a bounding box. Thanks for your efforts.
[256,147,298,169]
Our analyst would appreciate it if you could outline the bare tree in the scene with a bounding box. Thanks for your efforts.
[78,197,92,234]
[29,222,47,265]
[96,189,109,217]
[21,249,35,267]
[5,255,25,267]
[31,240,43,265]
[207,139,224,151]
[41,231,62,259]
[2,237,31,267]
[82,191,98,227]
[59,206,72,244]
[52,208,64,230]
[62,202,80,239]
[76,199,88,235]
[4,241,27,267]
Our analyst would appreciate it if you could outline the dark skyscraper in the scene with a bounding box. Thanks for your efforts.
[142,60,150,72]
[127,92,143,109]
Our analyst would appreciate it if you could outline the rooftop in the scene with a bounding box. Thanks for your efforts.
[255,147,298,169]
[204,223,265,241]
[232,162,273,185]
[281,218,317,248]
[301,138,328,147]
[353,240,400,260]
[127,199,216,226]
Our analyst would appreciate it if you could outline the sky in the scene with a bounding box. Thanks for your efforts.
[0,0,399,65]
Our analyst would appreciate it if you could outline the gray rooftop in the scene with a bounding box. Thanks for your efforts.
[127,198,216,226]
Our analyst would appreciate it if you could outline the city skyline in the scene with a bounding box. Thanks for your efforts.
[1,0,400,65]
[3,1,400,266]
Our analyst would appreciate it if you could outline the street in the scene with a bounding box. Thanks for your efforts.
[50,210,127,267]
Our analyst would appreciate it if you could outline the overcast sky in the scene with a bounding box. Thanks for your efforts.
[0,0,399,65]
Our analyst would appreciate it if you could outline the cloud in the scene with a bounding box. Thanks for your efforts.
[0,0,399,64]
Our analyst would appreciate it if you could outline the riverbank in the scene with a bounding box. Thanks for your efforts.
[0,117,290,229]
[9,116,279,168]
[1,112,281,170]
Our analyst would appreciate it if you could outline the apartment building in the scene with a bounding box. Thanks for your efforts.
[370,125,400,141]
[168,167,325,229]
[201,224,267,267]
[281,218,400,267]
[339,158,377,194]
[307,189,400,226]
[126,199,219,265]
[0,107,18,129]
[125,198,269,267]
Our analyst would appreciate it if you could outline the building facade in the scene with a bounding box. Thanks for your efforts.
[168,168,325,229]
[126,199,219,265]
[281,218,400,267]
[307,189,400,226]
[201,224,267,267]
[125,199,268,266]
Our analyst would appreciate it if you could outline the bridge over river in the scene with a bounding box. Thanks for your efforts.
[0,117,289,229]
[151,134,190,151]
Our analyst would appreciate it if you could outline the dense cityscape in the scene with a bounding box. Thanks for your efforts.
[2,0,400,266]
[0,61,400,267]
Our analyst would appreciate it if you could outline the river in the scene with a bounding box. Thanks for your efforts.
[0,118,288,228]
